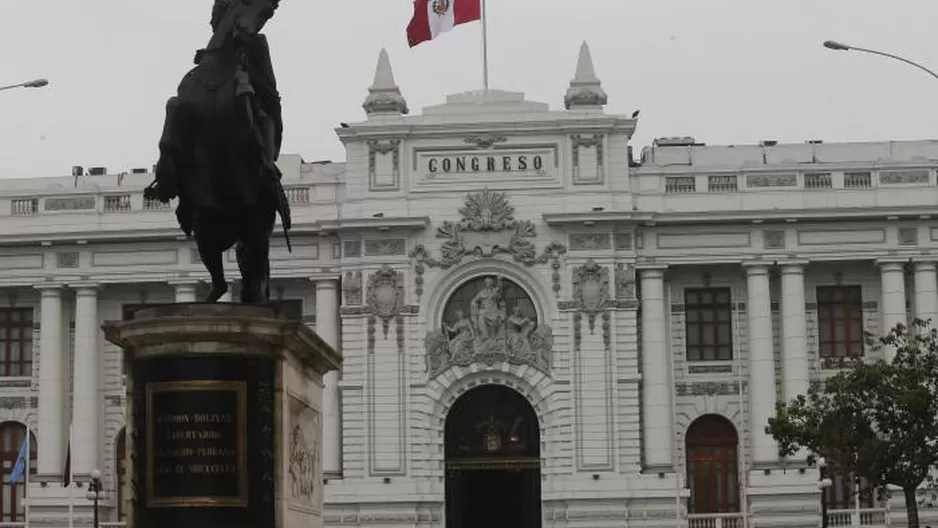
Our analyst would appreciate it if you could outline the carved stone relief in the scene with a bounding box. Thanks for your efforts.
[343,240,362,259]
[367,140,401,191]
[57,252,79,269]
[675,381,745,397]
[464,135,507,149]
[614,263,636,300]
[569,233,611,252]
[44,196,96,211]
[425,275,553,378]
[366,265,404,338]
[410,189,566,300]
[572,260,612,340]
[288,398,320,505]
[342,271,363,305]
[899,227,919,246]
[364,238,406,257]
[763,230,785,249]
[614,233,632,250]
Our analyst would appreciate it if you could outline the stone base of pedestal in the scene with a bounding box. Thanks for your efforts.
[104,303,340,528]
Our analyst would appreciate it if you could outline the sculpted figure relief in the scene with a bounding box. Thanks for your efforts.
[426,275,553,377]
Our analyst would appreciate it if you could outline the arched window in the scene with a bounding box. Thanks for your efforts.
[685,415,740,514]
[116,429,127,521]
[0,422,36,522]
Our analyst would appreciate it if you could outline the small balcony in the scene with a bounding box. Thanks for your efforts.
[687,513,746,528]
[827,508,888,527]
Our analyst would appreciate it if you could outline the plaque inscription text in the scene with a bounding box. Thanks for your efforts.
[146,380,248,508]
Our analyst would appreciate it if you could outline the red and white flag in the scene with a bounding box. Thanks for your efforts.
[407,0,482,48]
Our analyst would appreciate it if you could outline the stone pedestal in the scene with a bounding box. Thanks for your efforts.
[104,303,341,528]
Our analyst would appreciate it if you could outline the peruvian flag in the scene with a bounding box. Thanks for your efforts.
[407,0,482,48]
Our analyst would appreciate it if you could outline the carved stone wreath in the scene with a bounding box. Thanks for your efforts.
[366,265,404,337]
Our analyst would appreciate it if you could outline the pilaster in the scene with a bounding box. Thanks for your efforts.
[877,260,907,361]
[913,260,938,329]
[745,264,776,465]
[315,279,342,478]
[35,283,65,479]
[71,283,100,478]
[639,266,671,470]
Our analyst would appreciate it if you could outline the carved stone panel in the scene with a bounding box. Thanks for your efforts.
[288,397,321,506]
[56,252,79,269]
[570,234,611,252]
[364,239,406,257]
[342,271,362,306]
[425,275,553,378]
[368,140,401,191]
[615,263,636,300]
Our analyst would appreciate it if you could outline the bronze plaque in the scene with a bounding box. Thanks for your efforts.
[146,380,248,508]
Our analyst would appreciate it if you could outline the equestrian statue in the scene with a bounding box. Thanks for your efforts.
[144,0,291,304]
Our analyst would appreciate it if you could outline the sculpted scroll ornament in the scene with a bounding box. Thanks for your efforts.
[366,265,404,337]
[425,275,553,378]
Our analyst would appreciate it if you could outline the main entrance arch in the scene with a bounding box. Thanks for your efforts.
[444,384,542,528]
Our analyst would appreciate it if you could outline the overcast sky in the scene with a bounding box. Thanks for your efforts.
[2,0,937,179]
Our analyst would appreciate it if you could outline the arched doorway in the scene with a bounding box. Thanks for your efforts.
[685,414,741,514]
[444,385,541,528]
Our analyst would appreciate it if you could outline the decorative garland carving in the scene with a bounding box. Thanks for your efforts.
[573,259,611,333]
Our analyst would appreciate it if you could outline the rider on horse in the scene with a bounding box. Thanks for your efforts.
[146,0,290,304]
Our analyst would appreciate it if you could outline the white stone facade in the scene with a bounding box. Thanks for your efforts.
[0,43,935,526]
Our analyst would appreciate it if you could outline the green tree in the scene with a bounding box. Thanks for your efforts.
[766,320,938,528]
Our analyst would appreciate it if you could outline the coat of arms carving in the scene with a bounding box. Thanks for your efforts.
[410,188,566,270]
[573,259,611,332]
[366,265,404,337]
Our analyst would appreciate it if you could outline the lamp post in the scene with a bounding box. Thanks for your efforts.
[0,79,49,92]
[86,469,102,528]
[823,40,938,82]
[817,457,833,528]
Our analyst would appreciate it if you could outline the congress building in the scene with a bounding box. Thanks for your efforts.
[0,42,935,527]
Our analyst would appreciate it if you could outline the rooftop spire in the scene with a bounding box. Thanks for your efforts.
[363,48,409,116]
[564,41,608,110]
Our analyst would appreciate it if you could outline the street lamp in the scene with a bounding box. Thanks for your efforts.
[0,79,49,92]
[817,457,833,528]
[86,469,102,528]
[823,40,938,82]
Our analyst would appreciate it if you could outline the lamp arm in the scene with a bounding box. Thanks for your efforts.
[850,46,938,82]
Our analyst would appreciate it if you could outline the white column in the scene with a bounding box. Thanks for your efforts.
[780,263,809,402]
[171,281,198,303]
[913,261,938,330]
[71,284,100,477]
[316,279,341,478]
[879,261,907,361]
[640,267,672,469]
[35,285,65,478]
[746,264,777,465]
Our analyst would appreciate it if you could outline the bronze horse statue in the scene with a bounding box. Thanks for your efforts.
[145,0,291,304]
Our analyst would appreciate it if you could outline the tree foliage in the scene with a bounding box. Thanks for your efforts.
[766,320,938,528]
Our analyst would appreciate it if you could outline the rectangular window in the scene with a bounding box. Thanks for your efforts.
[827,465,876,510]
[685,288,734,361]
[0,309,34,377]
[817,286,864,358]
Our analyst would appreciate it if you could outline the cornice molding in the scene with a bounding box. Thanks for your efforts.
[318,216,429,233]
[644,206,938,226]
[543,211,649,227]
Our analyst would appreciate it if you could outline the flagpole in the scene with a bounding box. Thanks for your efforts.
[481,0,489,91]
[67,424,74,528]
[24,427,30,528]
